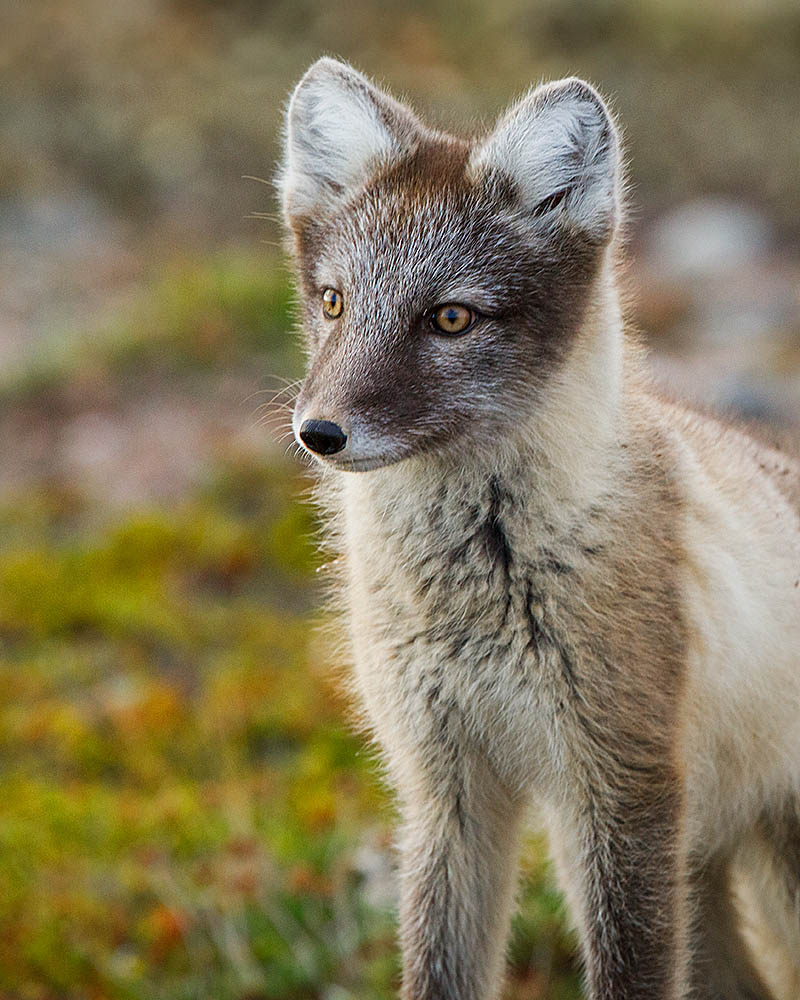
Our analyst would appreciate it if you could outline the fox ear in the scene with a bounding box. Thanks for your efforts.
[280,58,423,230]
[470,78,620,242]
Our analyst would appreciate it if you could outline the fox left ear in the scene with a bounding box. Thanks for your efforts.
[279,58,424,231]
[470,78,621,243]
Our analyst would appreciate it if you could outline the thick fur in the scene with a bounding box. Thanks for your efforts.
[279,58,800,1000]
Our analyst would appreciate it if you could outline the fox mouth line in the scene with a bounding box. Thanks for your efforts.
[321,453,405,473]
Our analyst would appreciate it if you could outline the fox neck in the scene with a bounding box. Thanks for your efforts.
[335,250,631,543]
[521,250,628,522]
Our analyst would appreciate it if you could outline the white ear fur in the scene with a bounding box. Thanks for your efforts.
[280,58,423,228]
[470,78,620,240]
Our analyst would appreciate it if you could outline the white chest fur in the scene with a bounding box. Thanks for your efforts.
[336,462,599,801]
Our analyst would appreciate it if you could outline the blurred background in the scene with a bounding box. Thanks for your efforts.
[1,1,799,998]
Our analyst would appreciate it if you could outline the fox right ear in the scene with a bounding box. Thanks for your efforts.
[279,58,423,231]
[470,78,621,243]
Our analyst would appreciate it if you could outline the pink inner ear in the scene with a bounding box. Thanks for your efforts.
[531,186,573,218]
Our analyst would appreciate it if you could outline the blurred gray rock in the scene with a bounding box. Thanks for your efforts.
[644,198,771,282]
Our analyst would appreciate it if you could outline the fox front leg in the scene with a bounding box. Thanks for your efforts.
[394,751,527,1000]
[552,775,690,1000]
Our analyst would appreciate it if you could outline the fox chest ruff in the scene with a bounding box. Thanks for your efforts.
[336,457,682,806]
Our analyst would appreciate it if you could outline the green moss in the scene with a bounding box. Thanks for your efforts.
[0,252,304,405]
[104,254,299,374]
[0,458,400,998]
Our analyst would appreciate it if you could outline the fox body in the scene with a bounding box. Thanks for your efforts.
[279,58,800,1000]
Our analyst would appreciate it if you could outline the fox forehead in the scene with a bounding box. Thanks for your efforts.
[299,138,534,312]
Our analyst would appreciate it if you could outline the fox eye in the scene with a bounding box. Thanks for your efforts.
[430,303,475,335]
[322,287,343,319]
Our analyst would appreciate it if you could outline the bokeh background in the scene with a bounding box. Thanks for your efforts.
[2,2,799,998]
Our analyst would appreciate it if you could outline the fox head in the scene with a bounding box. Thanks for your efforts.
[279,58,622,472]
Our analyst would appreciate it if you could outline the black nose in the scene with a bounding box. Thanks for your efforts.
[299,419,347,456]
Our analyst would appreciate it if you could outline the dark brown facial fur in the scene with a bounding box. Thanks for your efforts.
[292,137,607,469]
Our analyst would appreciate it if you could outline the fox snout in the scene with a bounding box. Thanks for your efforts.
[293,391,408,472]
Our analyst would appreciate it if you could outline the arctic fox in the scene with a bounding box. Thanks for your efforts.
[279,57,800,1000]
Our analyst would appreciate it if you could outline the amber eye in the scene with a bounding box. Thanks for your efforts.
[322,287,343,319]
[430,303,475,335]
